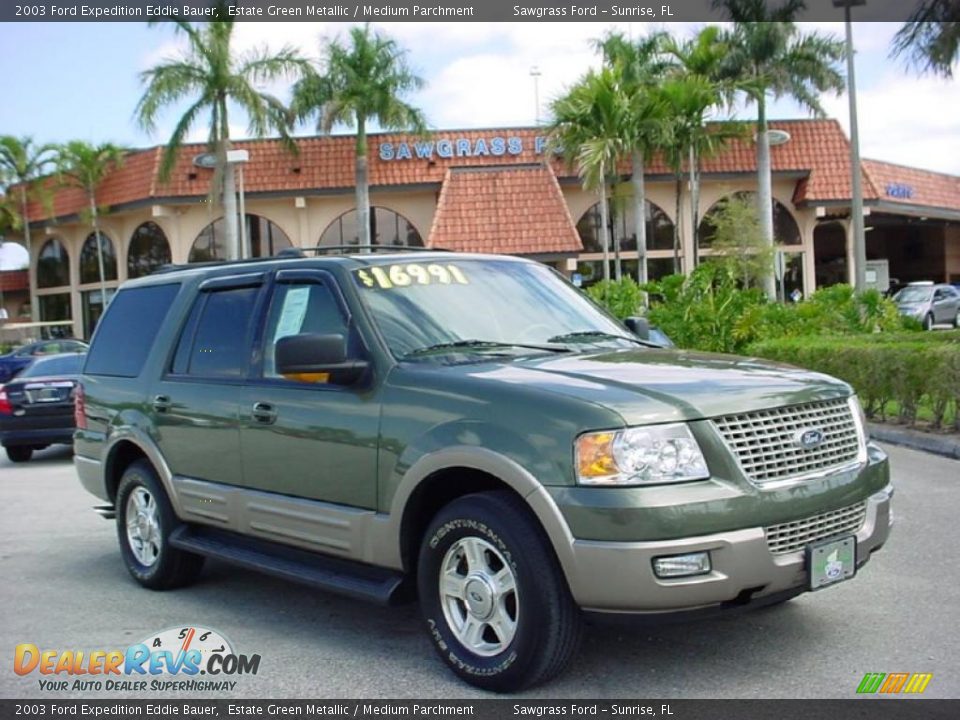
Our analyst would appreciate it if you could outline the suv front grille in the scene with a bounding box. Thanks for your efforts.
[712,398,862,486]
[765,502,868,555]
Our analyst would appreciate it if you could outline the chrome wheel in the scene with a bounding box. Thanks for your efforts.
[439,536,518,657]
[125,487,161,567]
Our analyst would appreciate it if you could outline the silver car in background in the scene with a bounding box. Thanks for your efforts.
[893,282,960,330]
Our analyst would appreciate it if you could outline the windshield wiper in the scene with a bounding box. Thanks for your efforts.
[404,339,570,359]
[547,330,659,348]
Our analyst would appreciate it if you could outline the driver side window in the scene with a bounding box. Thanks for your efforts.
[262,282,349,379]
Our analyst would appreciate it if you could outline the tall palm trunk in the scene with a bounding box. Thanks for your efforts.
[19,186,36,320]
[631,150,648,285]
[689,143,701,267]
[599,165,611,283]
[756,98,777,300]
[89,192,108,333]
[220,134,240,262]
[356,119,371,251]
[673,173,683,274]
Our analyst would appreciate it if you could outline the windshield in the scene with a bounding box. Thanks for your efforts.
[21,354,85,377]
[353,258,632,358]
[895,286,933,303]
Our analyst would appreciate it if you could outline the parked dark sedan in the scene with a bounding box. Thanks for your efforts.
[0,339,88,383]
[0,352,86,462]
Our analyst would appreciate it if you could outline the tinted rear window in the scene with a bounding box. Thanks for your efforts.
[85,284,181,377]
[22,354,86,377]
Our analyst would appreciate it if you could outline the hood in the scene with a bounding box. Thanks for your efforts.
[450,348,852,425]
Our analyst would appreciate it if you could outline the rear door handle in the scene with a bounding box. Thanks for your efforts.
[252,402,278,424]
[152,395,171,413]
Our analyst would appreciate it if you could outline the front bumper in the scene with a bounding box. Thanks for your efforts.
[563,483,893,614]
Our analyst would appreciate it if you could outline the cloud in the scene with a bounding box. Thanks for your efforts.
[821,72,960,174]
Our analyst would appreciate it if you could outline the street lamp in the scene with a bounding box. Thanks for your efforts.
[530,66,542,125]
[833,0,867,292]
[227,149,250,259]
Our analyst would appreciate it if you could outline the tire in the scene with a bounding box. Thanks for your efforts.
[417,491,582,692]
[5,446,33,463]
[116,460,204,590]
[923,313,934,331]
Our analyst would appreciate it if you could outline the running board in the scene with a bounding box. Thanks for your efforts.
[168,525,406,606]
[93,504,116,520]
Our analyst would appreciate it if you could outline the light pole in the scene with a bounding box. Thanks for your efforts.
[834,0,867,292]
[226,149,250,260]
[530,66,542,125]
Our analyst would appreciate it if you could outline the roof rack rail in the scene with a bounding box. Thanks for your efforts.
[279,245,448,257]
[150,245,447,274]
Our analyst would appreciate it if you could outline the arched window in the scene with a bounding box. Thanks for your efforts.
[319,207,423,248]
[576,200,674,253]
[698,192,801,248]
[128,222,172,279]
[189,214,293,263]
[36,238,70,288]
[79,232,118,284]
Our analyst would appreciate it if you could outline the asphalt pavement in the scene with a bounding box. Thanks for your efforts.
[1,443,958,699]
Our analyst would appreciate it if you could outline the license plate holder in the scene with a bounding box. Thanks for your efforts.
[806,535,857,590]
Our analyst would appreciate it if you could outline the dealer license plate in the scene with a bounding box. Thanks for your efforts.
[806,535,856,590]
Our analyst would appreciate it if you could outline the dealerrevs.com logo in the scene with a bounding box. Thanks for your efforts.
[14,626,260,692]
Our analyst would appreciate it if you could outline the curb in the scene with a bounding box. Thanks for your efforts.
[868,422,960,461]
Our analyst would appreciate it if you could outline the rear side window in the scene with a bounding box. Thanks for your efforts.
[172,287,260,378]
[85,284,180,377]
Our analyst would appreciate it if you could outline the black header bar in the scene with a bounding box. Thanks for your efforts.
[1,0,925,23]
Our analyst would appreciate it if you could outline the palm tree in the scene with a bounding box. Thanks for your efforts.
[0,136,56,267]
[713,0,845,299]
[291,24,426,251]
[596,32,671,284]
[892,0,959,78]
[136,3,308,260]
[55,141,126,314]
[548,67,631,283]
[661,27,743,268]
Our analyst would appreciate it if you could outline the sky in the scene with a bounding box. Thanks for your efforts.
[0,20,958,175]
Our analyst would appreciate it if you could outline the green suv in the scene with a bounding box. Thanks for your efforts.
[75,251,893,691]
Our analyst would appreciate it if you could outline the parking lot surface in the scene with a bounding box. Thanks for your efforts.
[1,443,958,699]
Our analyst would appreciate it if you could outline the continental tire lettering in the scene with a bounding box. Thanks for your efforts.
[206,654,261,675]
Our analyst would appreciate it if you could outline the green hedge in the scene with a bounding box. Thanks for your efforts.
[747,336,960,431]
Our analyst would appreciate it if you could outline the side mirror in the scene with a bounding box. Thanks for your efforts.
[623,316,650,340]
[275,333,369,385]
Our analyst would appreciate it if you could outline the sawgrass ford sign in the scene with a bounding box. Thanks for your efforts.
[379,135,551,161]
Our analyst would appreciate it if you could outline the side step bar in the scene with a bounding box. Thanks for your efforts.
[168,525,406,606]
[93,504,116,520]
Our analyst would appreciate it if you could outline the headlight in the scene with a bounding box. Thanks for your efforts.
[575,423,710,486]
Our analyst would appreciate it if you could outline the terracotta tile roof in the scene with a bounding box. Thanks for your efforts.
[862,159,960,211]
[19,120,960,222]
[428,165,583,255]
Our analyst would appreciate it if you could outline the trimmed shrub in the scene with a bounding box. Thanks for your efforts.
[747,336,960,430]
[585,277,645,320]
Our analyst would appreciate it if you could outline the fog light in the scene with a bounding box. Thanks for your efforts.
[653,552,711,578]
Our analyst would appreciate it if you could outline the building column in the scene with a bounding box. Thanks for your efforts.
[802,219,817,297]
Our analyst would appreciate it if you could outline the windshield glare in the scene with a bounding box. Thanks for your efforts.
[895,286,933,303]
[354,259,630,358]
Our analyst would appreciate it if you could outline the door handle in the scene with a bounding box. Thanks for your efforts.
[152,395,171,413]
[252,401,278,424]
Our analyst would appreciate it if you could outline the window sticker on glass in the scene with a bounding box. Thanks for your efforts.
[354,263,470,290]
[273,286,311,341]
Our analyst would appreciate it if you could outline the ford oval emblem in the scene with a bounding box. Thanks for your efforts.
[796,428,825,450]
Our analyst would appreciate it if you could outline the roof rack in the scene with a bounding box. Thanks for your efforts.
[279,245,448,257]
[150,245,447,275]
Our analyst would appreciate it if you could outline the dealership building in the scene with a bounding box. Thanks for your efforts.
[10,118,960,339]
